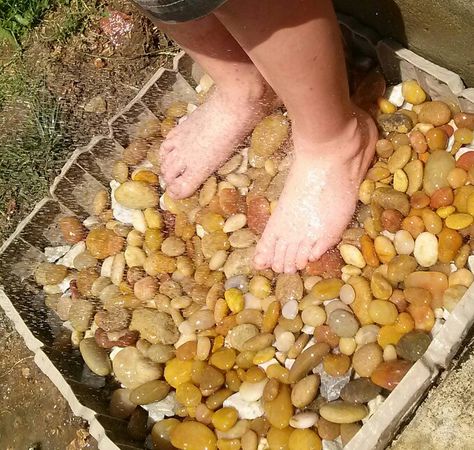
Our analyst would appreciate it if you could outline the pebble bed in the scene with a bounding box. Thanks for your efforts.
[33,76,474,450]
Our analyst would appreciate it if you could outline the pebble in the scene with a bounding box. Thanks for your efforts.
[291,374,320,408]
[239,379,267,402]
[339,244,366,269]
[370,360,412,390]
[352,343,383,377]
[114,181,159,210]
[223,213,247,232]
[282,300,299,319]
[170,421,217,450]
[79,337,111,376]
[340,378,382,404]
[327,310,359,337]
[319,401,368,424]
[396,330,431,361]
[223,392,264,420]
[414,232,439,267]
[113,347,163,389]
[289,412,318,429]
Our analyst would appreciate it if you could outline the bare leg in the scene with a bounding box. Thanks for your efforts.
[154,15,276,198]
[215,0,377,273]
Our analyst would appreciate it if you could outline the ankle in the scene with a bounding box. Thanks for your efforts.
[218,77,276,108]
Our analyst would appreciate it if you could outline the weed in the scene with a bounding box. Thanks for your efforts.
[0,0,56,45]
[0,82,70,238]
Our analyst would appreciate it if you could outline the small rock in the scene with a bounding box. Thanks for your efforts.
[84,95,107,114]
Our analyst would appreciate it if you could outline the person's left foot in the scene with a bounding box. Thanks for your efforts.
[160,84,275,199]
[254,107,377,273]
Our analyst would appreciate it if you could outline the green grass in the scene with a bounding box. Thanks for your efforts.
[0,80,70,237]
[0,0,95,46]
[0,0,56,45]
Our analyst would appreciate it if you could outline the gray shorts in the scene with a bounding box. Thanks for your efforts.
[135,0,228,23]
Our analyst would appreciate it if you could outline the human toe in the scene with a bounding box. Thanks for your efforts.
[271,238,287,273]
[167,173,198,199]
[295,239,313,271]
[161,158,186,185]
[283,242,299,274]
[253,232,277,270]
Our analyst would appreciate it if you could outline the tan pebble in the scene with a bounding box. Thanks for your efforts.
[229,229,257,248]
[339,244,366,269]
[226,173,251,188]
[218,154,243,176]
[223,214,247,233]
[319,401,368,424]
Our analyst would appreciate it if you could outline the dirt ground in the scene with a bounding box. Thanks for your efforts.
[0,1,175,448]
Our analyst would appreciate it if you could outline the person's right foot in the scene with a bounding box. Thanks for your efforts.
[160,84,275,199]
[254,107,377,273]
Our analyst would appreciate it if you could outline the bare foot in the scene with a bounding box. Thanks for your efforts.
[160,85,275,199]
[254,107,377,273]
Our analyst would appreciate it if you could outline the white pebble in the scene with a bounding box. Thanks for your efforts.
[394,230,415,255]
[100,255,114,277]
[355,324,380,345]
[434,307,444,319]
[143,392,177,422]
[239,379,267,402]
[289,412,318,429]
[223,392,264,420]
[131,210,147,233]
[178,320,194,335]
[383,344,397,361]
[339,284,355,305]
[387,83,404,106]
[414,232,438,267]
[282,300,299,319]
[275,331,295,352]
[284,358,295,370]
[58,241,85,268]
[301,325,315,334]
[83,215,100,229]
[45,245,71,262]
[196,224,207,238]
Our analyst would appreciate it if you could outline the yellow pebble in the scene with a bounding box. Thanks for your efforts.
[253,347,276,364]
[467,193,474,216]
[289,428,322,450]
[176,382,202,407]
[339,337,357,355]
[393,169,408,192]
[394,312,415,334]
[402,80,426,105]
[217,439,240,450]
[132,169,159,185]
[436,205,456,218]
[212,407,238,431]
[225,288,245,313]
[377,97,397,114]
[212,335,225,353]
[210,348,236,371]
[377,325,403,348]
[445,213,474,230]
[170,421,217,450]
[164,358,193,388]
[266,364,290,384]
